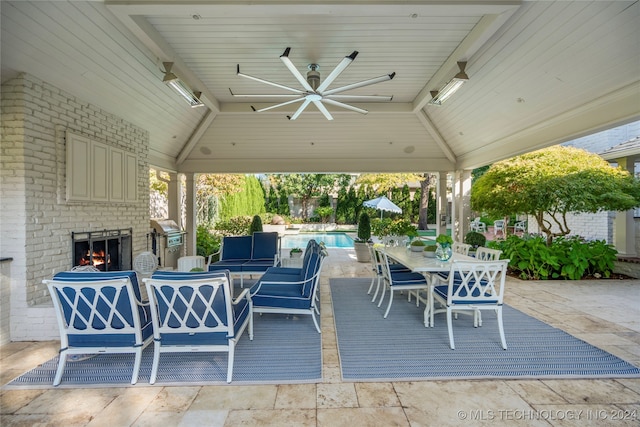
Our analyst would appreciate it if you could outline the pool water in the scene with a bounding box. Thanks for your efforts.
[282,232,354,249]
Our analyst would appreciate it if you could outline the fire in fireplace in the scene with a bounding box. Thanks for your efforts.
[72,228,132,271]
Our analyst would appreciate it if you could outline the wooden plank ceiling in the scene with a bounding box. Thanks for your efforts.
[2,1,639,173]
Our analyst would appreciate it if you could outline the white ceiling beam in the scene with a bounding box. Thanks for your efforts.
[414,110,456,164]
[219,102,413,114]
[179,157,454,174]
[176,110,218,165]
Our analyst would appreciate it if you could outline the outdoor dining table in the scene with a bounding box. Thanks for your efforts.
[383,246,476,327]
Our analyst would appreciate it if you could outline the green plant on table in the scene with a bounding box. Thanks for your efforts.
[410,239,426,247]
[435,234,453,245]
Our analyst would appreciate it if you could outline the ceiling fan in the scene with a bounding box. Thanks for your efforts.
[230,47,395,120]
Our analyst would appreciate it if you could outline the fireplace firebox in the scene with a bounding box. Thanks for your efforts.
[72,228,132,271]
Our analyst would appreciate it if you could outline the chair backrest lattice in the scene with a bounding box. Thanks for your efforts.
[46,279,140,338]
[145,277,234,337]
[475,247,503,261]
[452,242,472,255]
[447,260,509,304]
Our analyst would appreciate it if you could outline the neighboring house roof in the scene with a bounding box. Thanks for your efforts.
[599,137,640,161]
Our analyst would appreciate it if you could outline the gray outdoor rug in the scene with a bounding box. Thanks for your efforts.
[331,278,640,381]
[5,312,321,389]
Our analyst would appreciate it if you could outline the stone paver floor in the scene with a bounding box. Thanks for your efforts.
[2,248,639,426]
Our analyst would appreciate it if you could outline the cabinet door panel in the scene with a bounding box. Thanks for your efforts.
[124,153,137,202]
[91,141,109,202]
[110,148,124,202]
[66,132,91,201]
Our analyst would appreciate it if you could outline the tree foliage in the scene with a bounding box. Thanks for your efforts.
[472,146,640,243]
[268,174,348,220]
[356,173,423,195]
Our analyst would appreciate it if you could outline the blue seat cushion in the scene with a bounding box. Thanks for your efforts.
[241,259,274,272]
[67,321,153,347]
[389,271,427,286]
[258,272,303,284]
[250,283,312,310]
[263,267,301,276]
[209,260,245,272]
[152,270,230,281]
[300,252,321,298]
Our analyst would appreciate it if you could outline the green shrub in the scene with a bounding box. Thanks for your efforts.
[410,239,426,246]
[357,212,371,242]
[491,235,617,280]
[196,225,222,259]
[315,206,334,223]
[249,214,263,234]
[215,216,252,236]
[464,231,487,248]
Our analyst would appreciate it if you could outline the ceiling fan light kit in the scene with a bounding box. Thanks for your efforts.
[162,62,205,108]
[231,47,395,120]
[428,61,469,106]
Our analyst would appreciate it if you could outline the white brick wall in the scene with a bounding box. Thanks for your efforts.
[1,73,151,341]
[527,212,612,242]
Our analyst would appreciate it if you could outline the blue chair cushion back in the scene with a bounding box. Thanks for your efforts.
[251,232,278,260]
[53,270,142,302]
[301,252,321,298]
[221,236,252,260]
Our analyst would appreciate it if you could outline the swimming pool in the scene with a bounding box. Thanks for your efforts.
[281,232,354,249]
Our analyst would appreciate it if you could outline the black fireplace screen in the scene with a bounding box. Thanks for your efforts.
[72,228,132,271]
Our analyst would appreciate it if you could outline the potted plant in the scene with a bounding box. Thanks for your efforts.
[354,212,372,262]
[289,247,303,258]
[410,239,426,252]
[423,244,437,258]
[435,234,454,261]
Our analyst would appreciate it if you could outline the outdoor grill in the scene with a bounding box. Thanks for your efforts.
[150,219,186,269]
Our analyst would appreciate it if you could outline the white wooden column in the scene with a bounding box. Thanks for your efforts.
[167,172,180,222]
[614,157,637,257]
[457,170,472,242]
[436,171,448,236]
[184,173,197,256]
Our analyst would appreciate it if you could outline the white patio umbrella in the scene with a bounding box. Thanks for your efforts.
[362,196,402,218]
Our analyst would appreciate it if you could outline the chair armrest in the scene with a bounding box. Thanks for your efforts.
[250,273,318,296]
[233,288,251,305]
[207,249,222,265]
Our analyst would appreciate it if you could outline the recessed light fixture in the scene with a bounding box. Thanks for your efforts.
[199,146,212,155]
[192,14,201,20]
[404,145,415,154]
[410,13,418,18]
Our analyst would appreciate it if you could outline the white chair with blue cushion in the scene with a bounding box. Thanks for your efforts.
[470,217,487,233]
[143,270,253,384]
[513,220,527,233]
[249,246,327,333]
[368,244,410,303]
[430,260,509,349]
[377,248,429,318]
[43,271,153,386]
[493,220,506,236]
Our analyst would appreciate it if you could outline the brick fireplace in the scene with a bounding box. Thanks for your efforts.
[72,228,133,271]
[1,74,150,342]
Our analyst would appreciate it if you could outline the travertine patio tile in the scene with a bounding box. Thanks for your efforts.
[15,388,123,416]
[131,410,188,427]
[317,407,409,426]
[395,380,550,427]
[86,387,161,427]
[224,408,315,426]
[540,379,640,404]
[317,383,358,408]
[180,409,228,426]
[505,380,568,404]
[0,389,46,414]
[355,382,401,407]
[274,384,316,409]
[530,404,639,427]
[144,386,201,412]
[190,385,278,410]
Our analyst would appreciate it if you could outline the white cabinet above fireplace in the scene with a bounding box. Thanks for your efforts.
[66,131,137,203]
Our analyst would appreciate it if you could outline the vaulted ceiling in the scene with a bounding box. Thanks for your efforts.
[2,1,639,173]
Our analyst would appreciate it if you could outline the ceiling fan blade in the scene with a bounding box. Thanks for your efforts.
[237,64,304,94]
[316,51,358,93]
[280,48,314,92]
[322,72,396,96]
[326,94,393,101]
[288,98,312,120]
[229,88,301,98]
[252,97,305,113]
[322,98,368,115]
[312,100,334,121]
